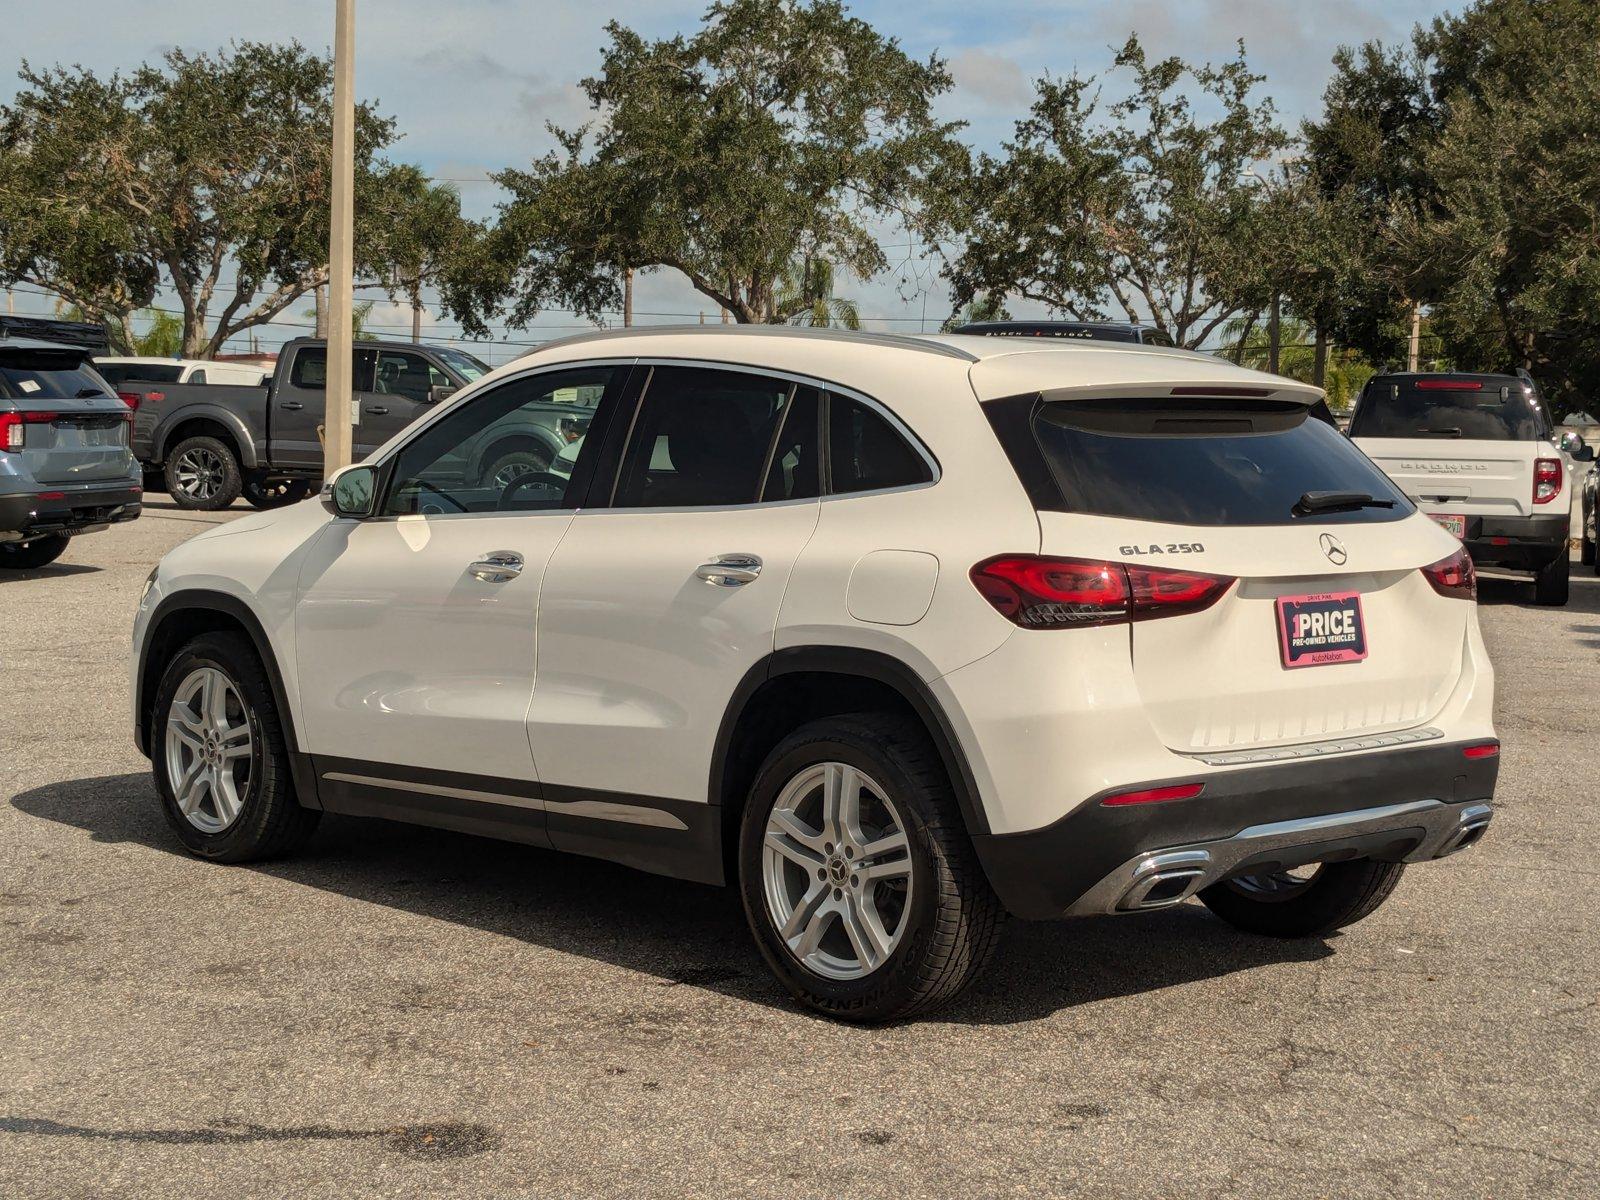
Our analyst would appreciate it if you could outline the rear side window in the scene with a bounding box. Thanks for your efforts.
[96,362,183,386]
[827,397,932,494]
[989,396,1412,526]
[1350,376,1545,440]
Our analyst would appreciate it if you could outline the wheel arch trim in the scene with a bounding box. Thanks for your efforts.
[134,588,319,807]
[155,407,260,470]
[710,645,991,837]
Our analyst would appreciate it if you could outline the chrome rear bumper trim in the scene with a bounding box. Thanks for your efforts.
[1068,798,1492,917]
[1187,726,1444,767]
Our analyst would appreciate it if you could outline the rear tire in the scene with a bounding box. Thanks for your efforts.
[151,631,318,862]
[1534,549,1570,606]
[481,444,553,490]
[738,713,1004,1023]
[242,475,312,510]
[165,435,242,510]
[1199,859,1405,938]
[0,535,70,570]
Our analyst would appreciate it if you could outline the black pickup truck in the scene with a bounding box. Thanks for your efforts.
[124,338,591,510]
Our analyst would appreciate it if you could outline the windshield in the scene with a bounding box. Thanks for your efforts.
[433,347,490,382]
[1350,376,1546,440]
[1000,397,1413,526]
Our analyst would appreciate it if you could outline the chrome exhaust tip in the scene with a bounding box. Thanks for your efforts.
[1114,850,1212,912]
[1435,803,1493,857]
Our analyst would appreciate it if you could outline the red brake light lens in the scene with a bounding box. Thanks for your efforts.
[970,556,1233,628]
[1415,379,1482,390]
[1421,547,1476,600]
[0,410,58,450]
[1101,782,1205,807]
[1534,457,1561,504]
[1462,742,1499,759]
[116,390,142,412]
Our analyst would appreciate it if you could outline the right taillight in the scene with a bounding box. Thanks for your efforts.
[0,409,59,451]
[1421,547,1476,600]
[1534,457,1561,504]
[117,390,142,412]
[970,555,1234,628]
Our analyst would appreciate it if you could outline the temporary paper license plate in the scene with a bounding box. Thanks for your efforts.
[1430,513,1466,539]
[1276,592,1368,669]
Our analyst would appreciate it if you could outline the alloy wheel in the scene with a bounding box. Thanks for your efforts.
[761,762,914,981]
[164,666,255,833]
[173,447,226,501]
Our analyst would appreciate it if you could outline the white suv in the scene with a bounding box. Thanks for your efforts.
[132,327,1499,1021]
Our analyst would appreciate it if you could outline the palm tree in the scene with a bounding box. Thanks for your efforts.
[776,256,860,329]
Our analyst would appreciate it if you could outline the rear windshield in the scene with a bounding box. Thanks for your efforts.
[0,353,115,402]
[1350,376,1545,440]
[987,397,1413,526]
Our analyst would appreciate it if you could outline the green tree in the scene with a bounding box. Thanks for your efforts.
[0,42,429,357]
[776,256,860,329]
[466,0,960,330]
[367,166,478,341]
[940,293,1011,332]
[939,36,1288,349]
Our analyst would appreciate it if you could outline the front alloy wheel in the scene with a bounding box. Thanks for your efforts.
[164,666,255,832]
[761,762,914,980]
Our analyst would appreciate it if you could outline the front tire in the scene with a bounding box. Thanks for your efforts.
[164,435,242,510]
[151,631,318,862]
[242,475,312,510]
[1199,859,1404,938]
[1534,549,1570,606]
[738,714,1004,1023]
[0,535,69,570]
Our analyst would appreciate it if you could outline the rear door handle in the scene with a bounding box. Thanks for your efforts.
[365,405,389,416]
[696,552,763,587]
[280,401,304,411]
[468,551,524,583]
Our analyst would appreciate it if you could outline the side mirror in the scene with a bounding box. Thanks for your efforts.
[1577,445,1596,463]
[320,463,378,518]
[429,385,458,404]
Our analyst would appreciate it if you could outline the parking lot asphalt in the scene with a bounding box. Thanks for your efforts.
[2,500,1597,1199]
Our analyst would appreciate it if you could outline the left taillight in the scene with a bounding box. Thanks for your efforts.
[0,410,59,451]
[970,555,1234,629]
[1534,457,1561,504]
[1421,546,1476,600]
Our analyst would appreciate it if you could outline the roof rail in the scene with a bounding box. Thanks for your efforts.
[527,323,980,363]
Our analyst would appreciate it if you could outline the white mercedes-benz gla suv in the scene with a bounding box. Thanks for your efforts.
[132,327,1499,1021]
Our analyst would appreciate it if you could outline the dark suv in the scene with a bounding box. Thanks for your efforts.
[951,320,1178,347]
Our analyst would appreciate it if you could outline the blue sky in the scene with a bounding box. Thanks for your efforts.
[3,0,1452,359]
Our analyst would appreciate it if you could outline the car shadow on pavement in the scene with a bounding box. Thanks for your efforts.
[0,562,101,580]
[13,772,1334,1026]
[1476,562,1600,610]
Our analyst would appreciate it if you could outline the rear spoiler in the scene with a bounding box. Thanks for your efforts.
[0,315,110,354]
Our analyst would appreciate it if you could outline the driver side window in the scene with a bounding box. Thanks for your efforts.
[382,366,614,516]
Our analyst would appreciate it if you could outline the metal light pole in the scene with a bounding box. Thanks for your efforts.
[323,0,357,478]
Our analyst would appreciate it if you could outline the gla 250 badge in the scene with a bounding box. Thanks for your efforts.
[1118,542,1205,556]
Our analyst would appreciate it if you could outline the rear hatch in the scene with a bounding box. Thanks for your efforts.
[0,346,134,485]
[1350,374,1549,519]
[990,392,1471,755]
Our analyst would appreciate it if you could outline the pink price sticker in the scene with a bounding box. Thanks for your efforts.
[1276,591,1368,669]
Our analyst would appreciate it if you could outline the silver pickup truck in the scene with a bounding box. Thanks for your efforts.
[1,318,142,570]
[123,338,589,511]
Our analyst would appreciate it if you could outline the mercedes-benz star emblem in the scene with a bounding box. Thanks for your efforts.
[1319,533,1348,565]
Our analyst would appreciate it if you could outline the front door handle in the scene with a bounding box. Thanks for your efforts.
[365,405,390,416]
[696,552,763,587]
[469,551,524,583]
[280,401,304,411]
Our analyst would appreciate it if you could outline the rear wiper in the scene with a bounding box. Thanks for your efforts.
[75,387,111,398]
[1413,427,1463,438]
[1293,490,1397,517]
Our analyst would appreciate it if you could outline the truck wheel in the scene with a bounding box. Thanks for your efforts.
[738,713,1005,1023]
[0,535,70,570]
[242,476,312,510]
[151,631,319,862]
[1199,860,1405,938]
[165,436,242,511]
[482,445,552,490]
[1534,550,1570,606]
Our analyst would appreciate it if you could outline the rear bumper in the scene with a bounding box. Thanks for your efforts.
[0,484,143,542]
[1461,513,1569,568]
[970,739,1498,919]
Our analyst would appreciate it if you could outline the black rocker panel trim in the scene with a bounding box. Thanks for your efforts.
[313,755,722,886]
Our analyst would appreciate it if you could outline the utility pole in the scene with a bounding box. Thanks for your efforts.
[323,0,357,478]
[1407,302,1422,372]
[1267,292,1282,375]
[313,283,328,338]
[1312,327,1328,389]
[411,279,422,344]
[623,268,633,328]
